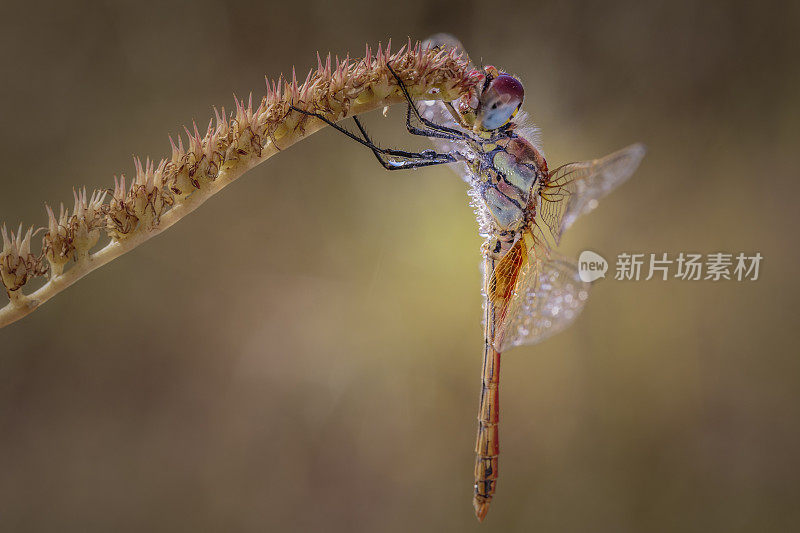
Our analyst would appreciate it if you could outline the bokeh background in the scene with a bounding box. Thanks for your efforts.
[1,1,798,531]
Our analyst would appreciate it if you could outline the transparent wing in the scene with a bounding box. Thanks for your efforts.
[418,33,473,132]
[416,34,476,182]
[498,253,590,351]
[539,143,646,244]
[487,232,591,352]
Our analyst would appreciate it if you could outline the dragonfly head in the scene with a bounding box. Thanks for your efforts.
[473,66,524,132]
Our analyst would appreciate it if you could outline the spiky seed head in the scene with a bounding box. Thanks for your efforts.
[2,39,477,304]
[1,224,45,296]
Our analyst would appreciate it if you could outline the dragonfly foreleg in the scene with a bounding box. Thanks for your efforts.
[403,104,465,141]
[386,63,473,139]
[289,105,457,171]
[350,115,457,170]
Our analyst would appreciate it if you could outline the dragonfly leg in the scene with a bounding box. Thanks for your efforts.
[403,104,465,141]
[371,157,457,171]
[289,105,457,171]
[290,105,392,155]
[350,115,456,170]
[386,63,471,139]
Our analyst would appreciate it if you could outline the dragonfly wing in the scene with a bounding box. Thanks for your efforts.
[423,33,472,62]
[498,254,590,351]
[418,33,472,132]
[488,233,591,352]
[539,143,646,244]
[484,235,532,350]
[415,34,477,183]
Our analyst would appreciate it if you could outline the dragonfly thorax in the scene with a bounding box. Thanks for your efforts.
[468,134,544,242]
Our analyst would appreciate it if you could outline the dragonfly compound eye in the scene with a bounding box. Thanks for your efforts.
[477,74,524,131]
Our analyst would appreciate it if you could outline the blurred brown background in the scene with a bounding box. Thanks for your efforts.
[1,1,798,531]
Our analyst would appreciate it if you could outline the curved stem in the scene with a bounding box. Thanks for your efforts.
[0,89,455,329]
[0,119,325,328]
[0,38,477,329]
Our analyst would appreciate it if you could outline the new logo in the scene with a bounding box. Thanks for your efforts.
[578,251,608,282]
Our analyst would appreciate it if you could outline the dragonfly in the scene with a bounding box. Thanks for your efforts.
[291,34,645,521]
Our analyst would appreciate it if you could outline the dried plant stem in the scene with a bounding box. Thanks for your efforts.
[0,152,271,328]
[0,40,476,328]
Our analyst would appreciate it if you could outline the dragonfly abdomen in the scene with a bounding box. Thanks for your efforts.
[474,346,501,521]
[477,345,501,452]
[474,253,506,521]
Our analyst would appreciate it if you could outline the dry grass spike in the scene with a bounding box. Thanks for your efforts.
[0,38,477,328]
